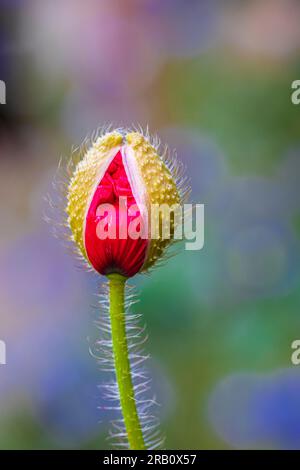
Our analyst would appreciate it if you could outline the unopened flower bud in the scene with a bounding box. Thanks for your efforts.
[66,129,188,278]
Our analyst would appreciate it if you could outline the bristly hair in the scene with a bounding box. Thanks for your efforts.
[44,123,115,270]
[90,281,165,450]
[45,124,190,448]
[45,123,191,275]
[130,123,191,206]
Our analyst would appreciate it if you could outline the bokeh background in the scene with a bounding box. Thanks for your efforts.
[1,0,300,450]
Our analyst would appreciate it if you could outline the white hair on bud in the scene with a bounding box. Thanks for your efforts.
[46,123,189,449]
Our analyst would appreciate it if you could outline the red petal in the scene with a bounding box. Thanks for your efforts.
[84,150,149,277]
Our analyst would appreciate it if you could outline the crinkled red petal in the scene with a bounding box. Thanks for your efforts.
[84,150,149,277]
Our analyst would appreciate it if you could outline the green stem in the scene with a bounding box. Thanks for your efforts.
[108,273,146,450]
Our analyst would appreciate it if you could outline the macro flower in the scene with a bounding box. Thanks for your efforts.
[66,128,188,278]
[63,127,190,450]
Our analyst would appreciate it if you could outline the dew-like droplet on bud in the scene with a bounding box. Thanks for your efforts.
[66,128,188,278]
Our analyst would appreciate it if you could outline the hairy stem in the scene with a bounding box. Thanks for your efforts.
[108,273,146,450]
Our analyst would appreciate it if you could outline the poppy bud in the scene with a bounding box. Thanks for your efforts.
[66,129,187,278]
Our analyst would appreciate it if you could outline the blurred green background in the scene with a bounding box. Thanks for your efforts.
[1,0,300,450]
